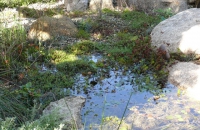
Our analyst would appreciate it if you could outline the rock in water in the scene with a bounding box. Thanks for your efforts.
[168,62,200,100]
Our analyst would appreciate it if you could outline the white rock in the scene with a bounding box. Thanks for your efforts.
[151,8,200,54]
[89,0,114,11]
[64,0,89,12]
[168,62,200,100]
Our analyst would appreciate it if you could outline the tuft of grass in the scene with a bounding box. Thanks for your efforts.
[0,87,31,125]
[76,29,90,40]
[102,8,120,17]
[18,7,65,18]
[0,26,27,71]
[66,40,100,55]
[121,10,160,29]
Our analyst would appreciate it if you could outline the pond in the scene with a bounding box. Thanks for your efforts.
[41,54,200,129]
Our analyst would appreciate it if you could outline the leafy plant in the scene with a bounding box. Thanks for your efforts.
[155,8,173,21]
[0,110,63,130]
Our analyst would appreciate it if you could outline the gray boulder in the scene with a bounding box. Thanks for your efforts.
[168,62,200,100]
[128,0,188,14]
[151,8,200,54]
[28,15,78,41]
[43,96,86,129]
[64,0,89,12]
[89,0,114,11]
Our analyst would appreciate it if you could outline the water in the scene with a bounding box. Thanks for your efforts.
[40,54,200,129]
[72,54,163,129]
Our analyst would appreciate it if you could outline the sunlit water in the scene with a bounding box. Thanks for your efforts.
[71,54,177,129]
[39,54,200,129]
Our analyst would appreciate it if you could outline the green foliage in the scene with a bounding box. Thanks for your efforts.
[76,29,90,39]
[102,8,120,17]
[56,59,97,75]
[0,111,63,130]
[0,26,27,70]
[49,50,78,64]
[0,88,30,124]
[66,41,100,55]
[0,117,16,130]
[120,10,160,29]
[101,31,168,88]
[75,18,99,33]
[155,8,173,21]
[28,71,74,91]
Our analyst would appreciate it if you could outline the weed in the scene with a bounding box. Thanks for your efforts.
[0,25,27,73]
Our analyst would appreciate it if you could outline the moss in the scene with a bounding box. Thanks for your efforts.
[66,40,100,55]
[28,71,74,91]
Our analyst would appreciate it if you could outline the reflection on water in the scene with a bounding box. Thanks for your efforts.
[72,54,166,129]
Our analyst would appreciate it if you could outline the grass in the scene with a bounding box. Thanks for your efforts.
[17,7,64,18]
[0,2,179,129]
[0,0,57,9]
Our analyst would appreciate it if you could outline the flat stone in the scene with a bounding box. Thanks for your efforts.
[168,62,200,100]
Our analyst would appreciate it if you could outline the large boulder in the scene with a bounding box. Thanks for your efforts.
[64,0,89,12]
[151,8,200,54]
[168,62,200,100]
[28,15,78,41]
[43,96,86,129]
[128,0,188,14]
[89,0,114,11]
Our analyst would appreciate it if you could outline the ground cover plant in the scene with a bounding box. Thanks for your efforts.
[0,1,184,129]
